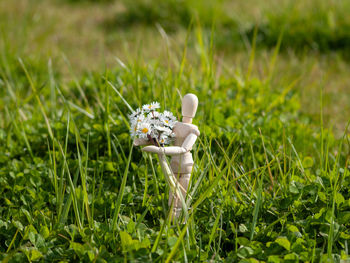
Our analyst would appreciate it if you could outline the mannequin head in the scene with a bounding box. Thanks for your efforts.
[181,93,198,123]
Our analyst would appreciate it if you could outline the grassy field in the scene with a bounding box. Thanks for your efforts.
[1,0,350,262]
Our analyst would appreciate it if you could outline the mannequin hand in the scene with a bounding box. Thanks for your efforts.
[134,138,150,146]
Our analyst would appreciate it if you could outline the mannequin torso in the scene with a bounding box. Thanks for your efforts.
[170,122,199,174]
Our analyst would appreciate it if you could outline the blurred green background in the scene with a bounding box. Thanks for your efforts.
[1,0,350,134]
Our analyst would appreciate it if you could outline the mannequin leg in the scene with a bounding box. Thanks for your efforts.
[168,173,191,218]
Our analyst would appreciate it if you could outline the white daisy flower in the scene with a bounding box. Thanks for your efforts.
[128,102,177,145]
[150,101,160,109]
[160,116,176,127]
[147,111,160,119]
[152,132,161,141]
[130,118,136,128]
[130,124,139,137]
[134,114,145,124]
[154,125,172,134]
[142,104,150,112]
[158,134,170,145]
[130,112,145,132]
[163,110,176,121]
[128,108,142,120]
[142,101,160,112]
[138,122,152,138]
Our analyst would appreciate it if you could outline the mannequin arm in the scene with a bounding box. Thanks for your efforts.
[142,133,198,155]
[142,146,186,155]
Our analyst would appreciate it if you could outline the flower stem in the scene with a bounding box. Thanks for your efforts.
[157,153,189,220]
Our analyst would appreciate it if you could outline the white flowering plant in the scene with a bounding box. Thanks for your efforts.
[129,102,177,146]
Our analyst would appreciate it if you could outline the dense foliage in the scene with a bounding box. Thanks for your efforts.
[1,0,350,262]
[0,45,349,262]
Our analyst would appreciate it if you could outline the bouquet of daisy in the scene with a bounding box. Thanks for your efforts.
[129,102,177,145]
[129,101,189,219]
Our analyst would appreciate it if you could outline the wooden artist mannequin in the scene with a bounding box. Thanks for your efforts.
[134,94,200,218]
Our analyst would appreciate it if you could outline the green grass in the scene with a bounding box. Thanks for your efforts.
[1,28,350,261]
[1,0,350,262]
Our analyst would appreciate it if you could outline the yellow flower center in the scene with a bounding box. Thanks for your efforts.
[142,128,149,133]
[148,105,152,109]
[165,120,169,123]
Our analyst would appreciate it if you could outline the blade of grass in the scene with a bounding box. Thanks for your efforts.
[111,142,134,231]
[18,58,53,139]
[56,113,82,228]
[260,128,274,186]
[246,24,258,81]
[62,54,89,106]
[75,130,92,228]
[56,112,70,223]
[249,168,265,241]
[105,83,112,158]
[107,80,134,112]
[206,210,221,253]
[266,26,284,83]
